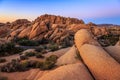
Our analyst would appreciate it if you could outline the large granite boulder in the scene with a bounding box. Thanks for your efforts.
[74,29,120,80]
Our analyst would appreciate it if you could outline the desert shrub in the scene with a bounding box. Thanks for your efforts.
[40,55,58,70]
[0,58,6,63]
[0,55,58,72]
[20,55,28,60]
[48,44,59,51]
[27,60,38,68]
[0,42,23,57]
[24,52,36,57]
[98,34,119,47]
[0,59,21,72]
[40,60,55,70]
[0,42,15,55]
[0,59,30,72]
[0,76,8,80]
[46,55,58,62]
[19,61,29,71]
[15,37,39,46]
[13,36,28,42]
[18,40,39,46]
[35,53,44,58]
[35,61,43,68]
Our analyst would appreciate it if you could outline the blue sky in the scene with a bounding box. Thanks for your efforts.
[0,0,120,24]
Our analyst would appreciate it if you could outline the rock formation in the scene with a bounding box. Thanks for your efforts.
[0,14,111,45]
[105,46,120,63]
[74,29,120,80]
[56,45,79,66]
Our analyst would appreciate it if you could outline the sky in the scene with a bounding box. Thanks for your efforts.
[0,0,120,24]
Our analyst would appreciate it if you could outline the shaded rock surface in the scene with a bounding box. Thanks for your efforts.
[105,46,120,63]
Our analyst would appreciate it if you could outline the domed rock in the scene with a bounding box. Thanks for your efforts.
[74,29,100,48]
[79,44,120,80]
[56,45,79,66]
[38,63,93,80]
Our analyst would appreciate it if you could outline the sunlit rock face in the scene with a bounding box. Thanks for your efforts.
[74,29,120,80]
[1,14,119,46]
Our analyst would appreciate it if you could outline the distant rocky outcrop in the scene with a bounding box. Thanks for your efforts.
[1,14,89,45]
[0,23,5,27]
[28,14,86,45]
[0,14,119,46]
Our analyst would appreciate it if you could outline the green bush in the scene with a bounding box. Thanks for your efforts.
[40,55,58,70]
[25,52,36,57]
[0,42,23,57]
[0,59,21,72]
[48,44,59,51]
[40,60,55,70]
[35,61,43,68]
[15,37,39,46]
[19,61,29,71]
[0,55,58,72]
[0,58,6,63]
[98,34,119,47]
[0,42,15,56]
[35,53,44,58]
[46,55,58,62]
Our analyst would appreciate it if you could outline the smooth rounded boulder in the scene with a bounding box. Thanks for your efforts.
[56,45,79,66]
[74,29,120,80]
[105,46,120,63]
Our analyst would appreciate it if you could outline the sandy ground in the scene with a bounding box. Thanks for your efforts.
[0,47,71,80]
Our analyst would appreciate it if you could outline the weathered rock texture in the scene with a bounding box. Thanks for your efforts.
[74,29,120,80]
[0,14,111,45]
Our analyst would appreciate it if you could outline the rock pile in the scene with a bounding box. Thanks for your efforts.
[0,14,110,45]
